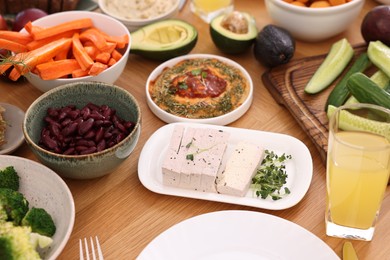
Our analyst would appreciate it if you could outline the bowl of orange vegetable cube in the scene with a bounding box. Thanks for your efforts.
[264,0,365,42]
[0,11,131,92]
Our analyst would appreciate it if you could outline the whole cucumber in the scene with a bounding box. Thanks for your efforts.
[347,72,390,109]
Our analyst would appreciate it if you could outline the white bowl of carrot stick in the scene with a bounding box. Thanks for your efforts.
[264,0,365,42]
[0,11,131,92]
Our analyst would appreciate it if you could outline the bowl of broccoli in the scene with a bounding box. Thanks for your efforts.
[0,155,75,260]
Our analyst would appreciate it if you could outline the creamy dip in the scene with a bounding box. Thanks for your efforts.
[149,58,250,119]
[104,0,178,20]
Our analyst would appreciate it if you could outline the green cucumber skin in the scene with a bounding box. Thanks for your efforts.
[347,72,390,109]
[325,52,371,109]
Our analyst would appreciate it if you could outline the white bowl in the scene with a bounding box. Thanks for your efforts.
[146,54,253,126]
[264,0,365,42]
[21,11,131,92]
[98,0,180,31]
[0,155,75,260]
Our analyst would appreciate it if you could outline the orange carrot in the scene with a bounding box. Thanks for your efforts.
[79,28,108,51]
[0,38,28,53]
[95,52,111,64]
[31,18,93,40]
[72,32,94,71]
[0,30,33,45]
[100,42,116,54]
[35,59,81,80]
[107,58,116,67]
[24,21,44,35]
[72,68,89,78]
[99,31,129,49]
[14,37,72,75]
[8,67,21,81]
[111,49,122,61]
[0,63,12,74]
[26,29,79,50]
[88,62,107,76]
[83,45,99,60]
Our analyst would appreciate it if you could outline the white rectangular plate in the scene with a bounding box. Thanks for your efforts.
[138,123,313,210]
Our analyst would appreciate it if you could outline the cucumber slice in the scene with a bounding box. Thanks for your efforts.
[304,38,354,94]
[345,70,390,105]
[367,40,390,78]
[327,104,390,141]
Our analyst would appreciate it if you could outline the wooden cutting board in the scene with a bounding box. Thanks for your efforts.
[262,44,369,164]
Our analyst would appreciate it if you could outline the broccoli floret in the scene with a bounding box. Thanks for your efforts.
[0,188,29,225]
[0,166,20,191]
[0,221,41,260]
[21,207,56,237]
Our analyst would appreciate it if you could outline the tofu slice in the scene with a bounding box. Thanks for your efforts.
[216,141,265,197]
[162,125,229,192]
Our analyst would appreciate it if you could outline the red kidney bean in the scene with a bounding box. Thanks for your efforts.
[39,102,136,155]
[78,118,94,136]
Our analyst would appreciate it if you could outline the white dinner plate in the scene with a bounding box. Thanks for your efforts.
[0,102,25,155]
[137,210,340,259]
[138,122,313,210]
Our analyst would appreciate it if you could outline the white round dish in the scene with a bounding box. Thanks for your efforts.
[0,155,75,260]
[146,54,254,126]
[20,11,131,92]
[0,102,25,155]
[138,210,339,259]
[98,0,180,31]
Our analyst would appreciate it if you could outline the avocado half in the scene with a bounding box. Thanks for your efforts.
[210,12,257,54]
[130,19,198,61]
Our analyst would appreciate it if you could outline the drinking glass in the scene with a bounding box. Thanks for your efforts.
[190,0,234,23]
[326,103,390,241]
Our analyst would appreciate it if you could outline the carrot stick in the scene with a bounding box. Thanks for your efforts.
[88,62,107,76]
[100,42,116,54]
[99,30,129,49]
[0,63,12,74]
[36,59,81,80]
[95,52,110,64]
[0,30,33,45]
[0,38,28,53]
[79,28,108,51]
[107,58,117,67]
[24,21,44,35]
[72,68,89,78]
[111,49,122,61]
[31,18,93,40]
[14,37,72,75]
[72,32,94,71]
[83,45,99,60]
[8,67,21,81]
[26,29,79,50]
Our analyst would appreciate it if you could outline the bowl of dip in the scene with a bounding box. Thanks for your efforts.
[146,54,254,126]
[98,0,180,31]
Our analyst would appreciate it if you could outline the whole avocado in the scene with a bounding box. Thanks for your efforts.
[253,24,295,68]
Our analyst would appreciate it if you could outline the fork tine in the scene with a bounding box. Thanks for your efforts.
[79,236,104,260]
[84,238,90,260]
[95,236,104,260]
[79,239,84,260]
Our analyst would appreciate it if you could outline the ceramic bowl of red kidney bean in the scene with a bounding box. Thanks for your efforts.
[22,81,141,179]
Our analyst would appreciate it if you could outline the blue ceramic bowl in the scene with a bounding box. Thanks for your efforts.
[23,82,141,179]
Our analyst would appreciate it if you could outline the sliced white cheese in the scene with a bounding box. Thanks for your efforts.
[162,125,229,192]
[216,141,265,197]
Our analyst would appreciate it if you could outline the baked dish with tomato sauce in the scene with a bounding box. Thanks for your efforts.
[148,58,250,119]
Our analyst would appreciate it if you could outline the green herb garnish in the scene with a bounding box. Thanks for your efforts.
[251,150,292,200]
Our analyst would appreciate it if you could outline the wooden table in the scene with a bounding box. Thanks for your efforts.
[1,0,389,259]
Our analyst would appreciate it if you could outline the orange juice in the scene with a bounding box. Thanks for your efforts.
[190,0,234,23]
[327,131,390,229]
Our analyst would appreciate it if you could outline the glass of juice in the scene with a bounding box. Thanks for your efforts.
[190,0,234,23]
[326,103,390,241]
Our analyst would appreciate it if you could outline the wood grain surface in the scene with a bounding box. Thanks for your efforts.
[262,44,369,164]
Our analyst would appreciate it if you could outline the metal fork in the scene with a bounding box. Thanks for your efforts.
[79,236,104,260]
